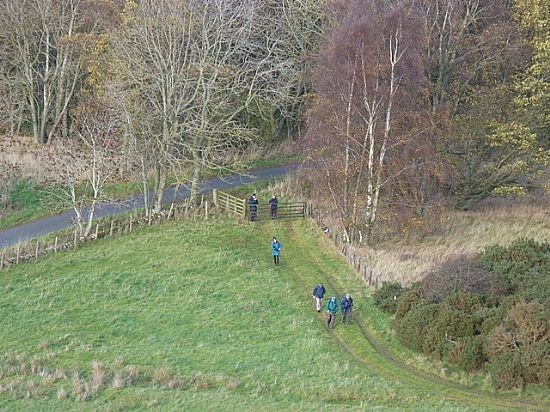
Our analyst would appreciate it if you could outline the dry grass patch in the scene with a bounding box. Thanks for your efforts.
[364,202,550,285]
[152,367,183,390]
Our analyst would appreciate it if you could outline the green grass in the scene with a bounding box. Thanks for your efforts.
[0,218,547,410]
[0,181,67,231]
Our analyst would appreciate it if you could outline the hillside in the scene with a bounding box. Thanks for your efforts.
[0,218,548,410]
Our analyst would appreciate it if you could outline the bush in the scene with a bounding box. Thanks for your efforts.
[456,336,486,371]
[373,282,407,314]
[422,256,504,303]
[520,341,550,385]
[488,302,550,388]
[491,354,524,390]
[393,239,550,390]
[423,307,476,356]
[506,301,549,346]
[480,238,550,301]
[475,306,505,335]
[443,291,482,313]
[396,303,438,353]
[394,284,423,322]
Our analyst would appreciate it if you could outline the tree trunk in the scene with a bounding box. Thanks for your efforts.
[153,163,166,213]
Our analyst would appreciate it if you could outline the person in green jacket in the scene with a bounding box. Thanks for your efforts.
[326,296,338,328]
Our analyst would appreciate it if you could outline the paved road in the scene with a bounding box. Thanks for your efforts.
[0,164,300,249]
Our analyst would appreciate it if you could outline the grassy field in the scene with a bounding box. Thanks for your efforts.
[0,218,548,410]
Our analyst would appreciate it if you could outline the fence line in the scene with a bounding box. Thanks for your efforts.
[0,197,381,289]
[0,198,204,271]
[311,206,383,289]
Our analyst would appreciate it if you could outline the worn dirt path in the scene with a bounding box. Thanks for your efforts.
[284,221,549,411]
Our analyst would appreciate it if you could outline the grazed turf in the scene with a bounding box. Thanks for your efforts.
[0,218,546,410]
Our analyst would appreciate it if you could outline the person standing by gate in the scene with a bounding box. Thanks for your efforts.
[326,296,338,328]
[341,293,353,323]
[312,283,326,313]
[271,236,282,265]
[248,193,259,221]
[269,195,278,218]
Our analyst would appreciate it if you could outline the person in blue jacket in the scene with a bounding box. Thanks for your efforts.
[271,236,282,265]
[326,296,338,328]
[312,283,326,313]
[341,293,353,323]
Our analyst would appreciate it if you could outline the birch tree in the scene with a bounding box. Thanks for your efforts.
[306,0,432,243]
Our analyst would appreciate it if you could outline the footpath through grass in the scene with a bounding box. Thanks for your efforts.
[0,218,547,410]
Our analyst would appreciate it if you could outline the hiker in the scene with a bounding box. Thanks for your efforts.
[326,296,338,328]
[341,293,353,323]
[269,195,278,218]
[248,193,259,221]
[312,283,326,313]
[271,236,282,265]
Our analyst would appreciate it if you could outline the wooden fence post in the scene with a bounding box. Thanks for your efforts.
[0,252,4,269]
[16,243,20,264]
[110,220,114,236]
[35,240,39,258]
[54,236,58,252]
[129,217,133,233]
[205,200,208,220]
[95,224,99,239]
[212,189,217,206]
[74,229,78,246]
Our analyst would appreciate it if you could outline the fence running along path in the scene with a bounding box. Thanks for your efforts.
[311,207,385,289]
[0,199,199,270]
[0,189,311,270]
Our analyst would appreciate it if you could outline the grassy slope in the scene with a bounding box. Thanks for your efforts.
[0,219,547,410]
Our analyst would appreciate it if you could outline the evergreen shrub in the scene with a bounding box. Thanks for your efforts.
[373,282,407,314]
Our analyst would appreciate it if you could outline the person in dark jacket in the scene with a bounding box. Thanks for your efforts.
[326,296,338,328]
[341,293,353,323]
[271,236,282,265]
[248,193,259,221]
[312,283,326,313]
[313,283,327,313]
[269,195,278,218]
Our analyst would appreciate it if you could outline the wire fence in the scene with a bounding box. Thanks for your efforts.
[310,207,384,289]
[0,198,207,270]
[1,190,383,290]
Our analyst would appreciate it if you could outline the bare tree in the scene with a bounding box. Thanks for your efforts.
[61,97,118,237]
[247,0,325,140]
[0,0,92,143]
[112,0,308,212]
